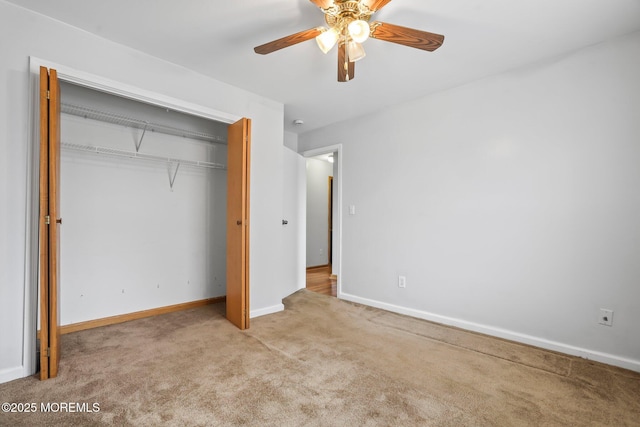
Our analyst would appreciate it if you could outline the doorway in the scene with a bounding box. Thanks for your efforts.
[305,155,333,269]
[303,145,342,298]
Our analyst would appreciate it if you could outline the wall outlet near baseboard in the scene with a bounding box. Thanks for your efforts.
[598,309,613,326]
[398,276,406,288]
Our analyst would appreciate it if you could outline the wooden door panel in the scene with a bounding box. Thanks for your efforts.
[48,68,61,377]
[38,66,61,379]
[38,67,50,380]
[226,118,251,329]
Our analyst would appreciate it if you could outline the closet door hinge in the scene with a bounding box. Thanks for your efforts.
[47,90,50,100]
[44,347,50,357]
[45,215,50,225]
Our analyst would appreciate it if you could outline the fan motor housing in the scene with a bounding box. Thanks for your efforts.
[324,0,372,28]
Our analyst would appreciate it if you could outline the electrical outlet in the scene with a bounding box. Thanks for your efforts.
[398,276,406,288]
[598,309,613,326]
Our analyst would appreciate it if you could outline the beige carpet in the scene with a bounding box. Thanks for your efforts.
[1,289,639,426]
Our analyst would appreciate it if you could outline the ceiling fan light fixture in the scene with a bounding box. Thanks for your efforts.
[316,27,339,54]
[253,1,445,83]
[348,19,370,43]
[347,41,366,62]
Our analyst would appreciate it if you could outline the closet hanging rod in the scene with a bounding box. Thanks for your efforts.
[61,103,227,145]
[61,142,226,170]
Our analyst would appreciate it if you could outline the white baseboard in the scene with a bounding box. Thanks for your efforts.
[250,303,284,319]
[0,366,28,384]
[339,292,640,373]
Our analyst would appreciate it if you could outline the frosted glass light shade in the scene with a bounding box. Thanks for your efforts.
[347,41,366,62]
[316,28,339,54]
[348,20,370,43]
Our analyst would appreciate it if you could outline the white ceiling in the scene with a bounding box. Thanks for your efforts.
[9,0,640,134]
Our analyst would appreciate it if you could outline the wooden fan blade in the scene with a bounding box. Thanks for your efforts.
[370,21,444,52]
[337,42,355,82]
[308,0,333,9]
[254,27,323,55]
[362,0,393,11]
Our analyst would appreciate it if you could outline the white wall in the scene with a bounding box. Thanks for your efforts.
[283,131,298,152]
[0,1,287,383]
[299,31,640,371]
[306,158,333,267]
[331,152,339,277]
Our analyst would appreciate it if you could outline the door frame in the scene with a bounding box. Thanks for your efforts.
[24,57,243,377]
[303,144,343,298]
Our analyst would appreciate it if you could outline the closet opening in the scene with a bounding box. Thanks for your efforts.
[36,69,250,379]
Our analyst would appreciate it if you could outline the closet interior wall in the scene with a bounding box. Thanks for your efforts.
[57,82,229,326]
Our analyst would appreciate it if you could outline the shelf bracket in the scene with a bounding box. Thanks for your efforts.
[135,123,148,152]
[168,162,181,191]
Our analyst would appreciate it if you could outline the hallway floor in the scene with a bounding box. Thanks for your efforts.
[305,265,336,297]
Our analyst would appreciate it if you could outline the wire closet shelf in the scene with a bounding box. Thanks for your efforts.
[61,103,227,144]
[60,142,225,170]
[60,102,227,172]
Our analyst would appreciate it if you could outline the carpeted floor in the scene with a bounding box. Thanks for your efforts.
[1,289,639,426]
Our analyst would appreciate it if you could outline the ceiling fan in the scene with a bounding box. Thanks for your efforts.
[254,0,444,82]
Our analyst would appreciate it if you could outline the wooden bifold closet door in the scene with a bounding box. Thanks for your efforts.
[39,66,61,380]
[226,118,251,330]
